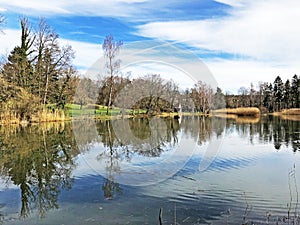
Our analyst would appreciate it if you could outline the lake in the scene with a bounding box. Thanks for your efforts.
[0,115,300,224]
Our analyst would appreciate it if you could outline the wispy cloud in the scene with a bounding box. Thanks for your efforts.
[0,0,151,18]
[137,0,300,63]
[1,0,298,92]
[134,0,300,92]
[68,31,87,35]
[213,0,246,7]
[0,0,229,23]
[60,38,102,72]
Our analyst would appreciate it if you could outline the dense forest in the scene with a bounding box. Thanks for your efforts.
[0,17,299,123]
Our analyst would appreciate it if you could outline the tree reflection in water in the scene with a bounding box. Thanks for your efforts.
[0,115,299,220]
[231,115,300,151]
[96,118,181,199]
[0,205,3,225]
[0,123,79,218]
[95,116,300,198]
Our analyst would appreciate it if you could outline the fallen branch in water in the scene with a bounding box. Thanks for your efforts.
[159,208,162,225]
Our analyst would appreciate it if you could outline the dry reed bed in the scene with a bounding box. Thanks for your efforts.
[0,110,66,125]
[213,113,260,123]
[31,110,66,123]
[280,114,300,121]
[235,116,260,123]
[0,111,21,124]
[281,108,300,115]
[213,107,261,117]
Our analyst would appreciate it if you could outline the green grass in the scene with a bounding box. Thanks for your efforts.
[65,103,81,110]
[65,104,147,118]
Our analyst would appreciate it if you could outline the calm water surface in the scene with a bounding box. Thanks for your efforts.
[0,116,300,224]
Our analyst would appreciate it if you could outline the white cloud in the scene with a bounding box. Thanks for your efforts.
[60,39,102,72]
[137,0,300,63]
[0,0,150,17]
[213,0,246,7]
[205,59,300,93]
[121,62,196,90]
[0,29,20,55]
[135,0,300,92]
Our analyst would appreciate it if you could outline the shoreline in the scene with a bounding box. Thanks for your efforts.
[1,107,300,125]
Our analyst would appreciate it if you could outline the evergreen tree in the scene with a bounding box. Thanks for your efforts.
[273,76,284,111]
[283,79,292,109]
[263,83,273,112]
[291,74,300,108]
[2,18,35,89]
[213,87,226,109]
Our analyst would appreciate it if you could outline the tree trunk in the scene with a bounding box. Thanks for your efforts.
[106,82,113,115]
[43,66,49,106]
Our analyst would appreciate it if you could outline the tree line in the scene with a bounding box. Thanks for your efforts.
[1,17,299,122]
[78,72,299,115]
[78,34,300,115]
[225,75,300,112]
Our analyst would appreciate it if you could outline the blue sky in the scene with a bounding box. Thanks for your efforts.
[0,0,299,93]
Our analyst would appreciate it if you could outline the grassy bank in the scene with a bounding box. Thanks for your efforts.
[3,104,299,125]
[65,103,148,119]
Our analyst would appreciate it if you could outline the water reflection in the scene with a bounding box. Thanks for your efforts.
[230,116,300,151]
[0,116,299,223]
[0,123,79,218]
[95,118,181,198]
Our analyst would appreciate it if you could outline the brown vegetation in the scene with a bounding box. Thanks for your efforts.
[272,108,300,121]
[280,115,300,121]
[281,108,300,115]
[31,110,66,123]
[0,110,66,124]
[212,107,261,117]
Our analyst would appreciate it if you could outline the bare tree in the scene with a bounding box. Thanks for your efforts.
[33,18,75,106]
[74,77,98,109]
[164,79,180,112]
[33,18,54,98]
[191,81,214,113]
[102,35,123,115]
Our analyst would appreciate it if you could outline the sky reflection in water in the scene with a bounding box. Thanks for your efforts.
[0,116,299,224]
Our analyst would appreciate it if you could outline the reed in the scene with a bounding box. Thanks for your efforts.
[235,116,260,124]
[0,109,68,125]
[31,109,66,123]
[0,111,20,124]
[213,107,260,117]
[281,108,300,115]
[280,114,300,121]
